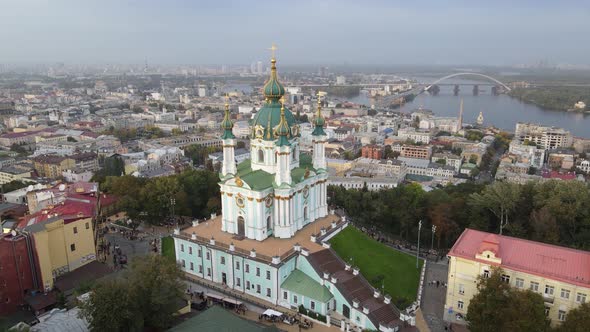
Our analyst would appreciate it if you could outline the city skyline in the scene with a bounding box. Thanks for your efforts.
[1,0,589,66]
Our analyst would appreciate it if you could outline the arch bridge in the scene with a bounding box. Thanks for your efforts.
[425,73,511,92]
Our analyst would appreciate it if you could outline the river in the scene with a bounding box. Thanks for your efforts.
[225,78,590,138]
[347,76,590,138]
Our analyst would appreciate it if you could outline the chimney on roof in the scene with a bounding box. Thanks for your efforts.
[229,242,235,251]
[374,290,380,298]
[310,235,317,242]
[209,237,215,245]
[250,249,256,258]
[330,276,337,284]
[173,228,180,235]
[322,242,331,249]
[293,243,301,252]
[352,267,359,275]
[362,306,369,314]
[352,299,359,308]
[192,220,199,227]
[345,263,351,271]
[323,272,329,279]
[191,232,196,240]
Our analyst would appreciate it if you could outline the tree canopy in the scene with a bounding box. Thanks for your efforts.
[80,255,184,332]
[466,267,549,332]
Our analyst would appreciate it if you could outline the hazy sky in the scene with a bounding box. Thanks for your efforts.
[1,0,589,66]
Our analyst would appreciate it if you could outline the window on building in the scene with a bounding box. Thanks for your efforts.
[256,267,260,277]
[544,307,550,316]
[576,293,587,303]
[190,262,194,271]
[85,222,89,229]
[561,289,570,299]
[256,285,261,294]
[221,257,225,265]
[198,249,202,257]
[266,270,271,280]
[457,300,464,310]
[311,301,316,310]
[458,284,465,295]
[530,282,539,292]
[199,265,203,273]
[267,216,272,231]
[236,261,240,270]
[294,295,298,304]
[501,274,510,284]
[545,285,554,296]
[515,278,524,288]
[258,149,264,163]
[266,288,271,297]
[180,244,184,252]
[558,310,566,322]
[483,269,490,278]
[245,264,250,273]
[189,247,192,255]
[246,281,250,290]
[283,291,288,300]
[181,260,186,268]
[207,268,211,277]
[70,244,76,252]
[236,278,241,287]
[206,252,210,260]
[73,227,78,234]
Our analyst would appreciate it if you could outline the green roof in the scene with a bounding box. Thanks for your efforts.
[231,154,316,191]
[168,306,277,332]
[281,269,333,303]
[251,100,297,141]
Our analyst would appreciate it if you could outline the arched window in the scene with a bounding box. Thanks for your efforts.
[304,206,308,220]
[258,149,264,163]
[267,216,272,231]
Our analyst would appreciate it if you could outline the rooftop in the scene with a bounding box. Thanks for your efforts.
[449,228,590,288]
[177,213,340,263]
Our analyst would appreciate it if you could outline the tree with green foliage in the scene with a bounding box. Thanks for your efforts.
[81,279,142,332]
[469,181,521,234]
[466,267,549,332]
[80,255,184,332]
[555,302,590,332]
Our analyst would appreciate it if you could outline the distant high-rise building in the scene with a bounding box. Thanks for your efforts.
[318,66,328,77]
[256,61,263,74]
[198,85,207,97]
[250,62,257,74]
[336,75,346,85]
[514,123,573,150]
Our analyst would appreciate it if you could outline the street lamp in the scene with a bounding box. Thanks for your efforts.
[416,220,422,269]
[171,198,176,227]
[431,225,437,251]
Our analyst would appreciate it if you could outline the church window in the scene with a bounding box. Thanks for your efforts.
[258,149,264,163]
[267,216,272,230]
[266,270,271,280]
[304,206,308,220]
[221,257,225,265]
[256,267,260,276]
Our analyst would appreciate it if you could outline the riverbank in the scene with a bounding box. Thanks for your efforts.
[508,87,590,112]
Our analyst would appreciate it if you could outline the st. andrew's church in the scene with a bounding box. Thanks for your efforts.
[173,50,412,332]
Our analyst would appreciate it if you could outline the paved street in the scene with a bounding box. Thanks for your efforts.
[104,229,160,269]
[421,261,449,332]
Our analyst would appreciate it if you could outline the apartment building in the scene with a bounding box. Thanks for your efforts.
[445,229,589,327]
[514,123,573,150]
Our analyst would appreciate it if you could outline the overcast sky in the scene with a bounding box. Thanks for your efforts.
[1,0,589,66]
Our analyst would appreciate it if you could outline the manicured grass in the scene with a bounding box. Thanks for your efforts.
[162,236,176,260]
[330,226,423,308]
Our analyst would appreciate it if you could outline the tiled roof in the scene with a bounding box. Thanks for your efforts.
[449,228,590,287]
[306,249,403,329]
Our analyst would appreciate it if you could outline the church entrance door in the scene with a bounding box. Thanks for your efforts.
[237,216,245,236]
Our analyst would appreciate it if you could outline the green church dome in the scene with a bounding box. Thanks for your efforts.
[251,56,297,141]
[263,59,285,99]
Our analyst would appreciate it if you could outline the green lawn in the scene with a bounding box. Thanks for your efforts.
[162,236,176,260]
[330,227,423,308]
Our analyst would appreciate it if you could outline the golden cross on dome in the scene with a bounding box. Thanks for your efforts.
[280,96,285,106]
[224,93,229,107]
[269,43,278,59]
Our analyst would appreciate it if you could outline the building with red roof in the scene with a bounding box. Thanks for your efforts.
[444,228,590,327]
